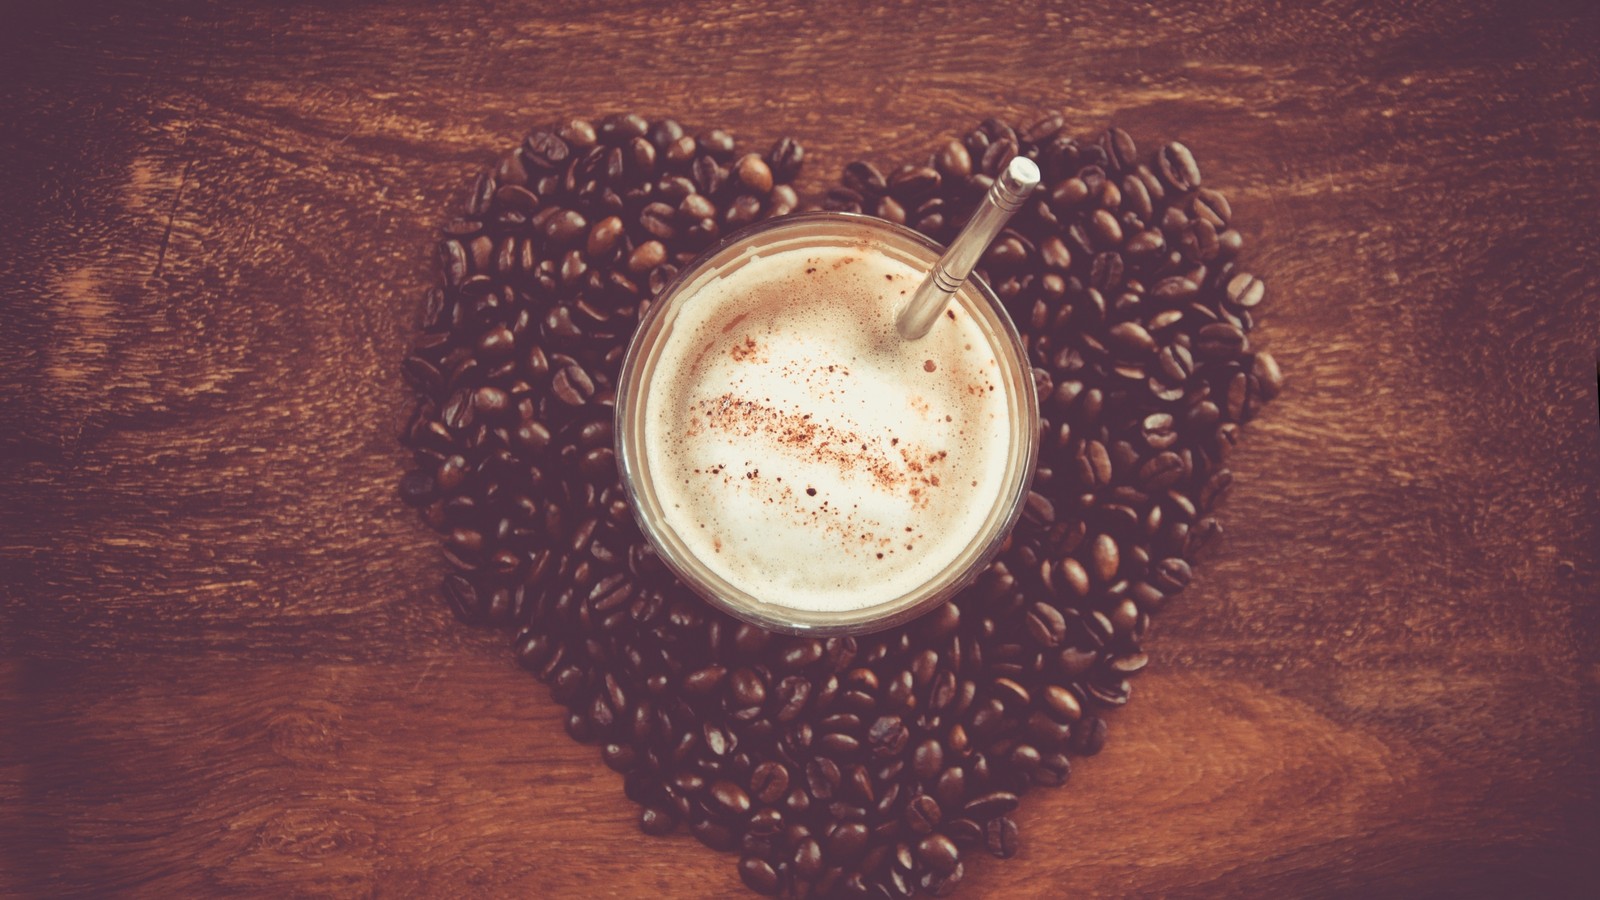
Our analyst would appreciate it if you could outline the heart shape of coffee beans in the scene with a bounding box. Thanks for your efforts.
[397,111,1282,898]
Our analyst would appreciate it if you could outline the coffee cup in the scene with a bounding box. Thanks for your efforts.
[616,212,1038,634]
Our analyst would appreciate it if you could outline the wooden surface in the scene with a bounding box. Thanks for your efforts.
[3,0,1599,896]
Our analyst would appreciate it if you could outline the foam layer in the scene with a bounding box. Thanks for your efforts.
[643,242,1014,613]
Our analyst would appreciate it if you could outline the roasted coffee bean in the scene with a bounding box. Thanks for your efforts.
[551,364,595,406]
[1226,271,1265,309]
[734,153,774,194]
[984,816,1020,858]
[1157,343,1195,384]
[807,757,841,800]
[867,716,910,758]
[1139,452,1186,491]
[963,790,1019,821]
[1108,321,1155,356]
[842,161,887,196]
[639,202,677,240]
[767,183,798,218]
[1254,351,1285,399]
[540,209,587,246]
[586,215,624,259]
[916,833,961,875]
[1024,602,1067,648]
[767,136,805,181]
[697,128,736,159]
[639,805,677,836]
[981,137,1018,177]
[905,794,942,834]
[1195,322,1248,360]
[523,129,570,170]
[1157,141,1202,192]
[726,194,763,227]
[1192,188,1232,227]
[751,761,790,804]
[936,140,972,179]
[1181,218,1220,261]
[829,821,870,863]
[598,112,649,145]
[738,856,779,895]
[889,165,941,201]
[712,781,753,817]
[646,118,684,150]
[398,470,435,506]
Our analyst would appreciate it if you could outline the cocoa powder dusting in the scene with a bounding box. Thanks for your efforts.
[693,393,952,505]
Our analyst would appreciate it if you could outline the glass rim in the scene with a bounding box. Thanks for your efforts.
[614,212,1039,636]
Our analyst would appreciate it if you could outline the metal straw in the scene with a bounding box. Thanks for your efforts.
[895,156,1041,340]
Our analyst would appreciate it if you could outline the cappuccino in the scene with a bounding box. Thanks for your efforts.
[641,240,1014,613]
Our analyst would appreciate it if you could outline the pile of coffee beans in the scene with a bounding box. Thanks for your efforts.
[398,112,1281,898]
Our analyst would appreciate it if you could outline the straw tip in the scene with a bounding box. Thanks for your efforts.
[1004,156,1041,188]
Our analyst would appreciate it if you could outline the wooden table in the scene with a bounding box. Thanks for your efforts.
[4,1,1597,896]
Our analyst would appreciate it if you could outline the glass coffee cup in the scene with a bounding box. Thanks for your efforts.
[615,213,1038,635]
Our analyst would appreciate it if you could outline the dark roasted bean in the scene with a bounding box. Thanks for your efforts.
[916,833,961,875]
[905,793,942,834]
[751,761,790,804]
[1157,141,1202,191]
[767,136,804,180]
[984,816,1020,858]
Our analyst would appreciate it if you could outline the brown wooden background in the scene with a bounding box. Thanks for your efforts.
[3,0,1598,896]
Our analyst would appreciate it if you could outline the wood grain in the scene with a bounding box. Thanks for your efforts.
[3,0,1598,896]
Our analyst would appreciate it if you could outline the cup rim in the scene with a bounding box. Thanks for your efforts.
[614,211,1039,635]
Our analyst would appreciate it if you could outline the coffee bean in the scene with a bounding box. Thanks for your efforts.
[696,128,736,159]
[523,129,570,169]
[1226,272,1264,308]
[738,856,779,895]
[551,364,595,406]
[828,822,869,863]
[1108,321,1155,356]
[783,640,825,670]
[1091,208,1124,247]
[767,136,805,181]
[1072,716,1108,755]
[1181,218,1220,261]
[712,780,752,817]
[936,140,972,179]
[1157,141,1202,192]
[398,470,435,507]
[807,757,841,800]
[598,113,649,145]
[889,165,941,201]
[962,790,1019,821]
[1192,188,1232,227]
[1139,452,1186,491]
[981,138,1018,177]
[726,194,763,227]
[1196,322,1248,360]
[639,202,677,240]
[749,762,789,805]
[734,153,774,194]
[639,805,677,835]
[767,184,798,218]
[867,716,910,758]
[842,161,887,196]
[1254,351,1285,399]
[1024,602,1067,648]
[905,794,942,834]
[984,816,1020,858]
[916,833,960,875]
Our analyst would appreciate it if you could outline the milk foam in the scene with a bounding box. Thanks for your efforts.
[643,243,1013,613]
